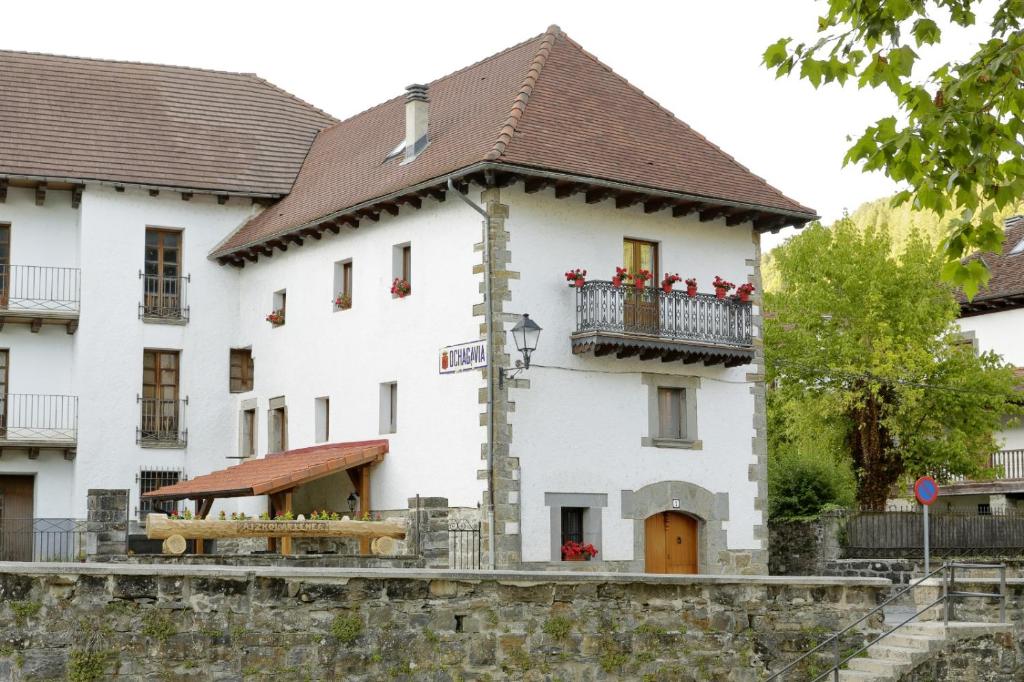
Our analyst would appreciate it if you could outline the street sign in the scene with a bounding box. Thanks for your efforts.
[914,476,939,506]
[439,339,488,374]
[914,476,939,574]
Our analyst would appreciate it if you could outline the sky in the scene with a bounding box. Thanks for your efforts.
[1,1,995,250]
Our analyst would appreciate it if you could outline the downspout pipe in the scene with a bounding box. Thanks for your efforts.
[448,177,497,570]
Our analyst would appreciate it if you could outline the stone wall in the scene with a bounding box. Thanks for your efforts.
[86,489,128,557]
[898,632,1023,681]
[768,511,844,576]
[0,564,887,681]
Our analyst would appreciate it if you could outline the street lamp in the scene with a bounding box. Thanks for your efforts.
[347,492,359,513]
[499,314,542,388]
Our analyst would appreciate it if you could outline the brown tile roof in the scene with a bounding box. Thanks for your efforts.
[143,440,387,501]
[213,26,815,257]
[0,50,336,195]
[959,216,1024,315]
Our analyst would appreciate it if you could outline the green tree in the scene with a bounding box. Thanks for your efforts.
[763,1,1024,297]
[766,220,1020,509]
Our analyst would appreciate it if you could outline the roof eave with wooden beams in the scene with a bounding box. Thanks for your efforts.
[210,162,818,268]
[959,291,1024,317]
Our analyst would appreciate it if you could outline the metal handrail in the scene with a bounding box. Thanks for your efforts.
[767,562,1007,681]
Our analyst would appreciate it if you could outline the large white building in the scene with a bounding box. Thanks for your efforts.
[946,216,1024,512]
[0,26,815,572]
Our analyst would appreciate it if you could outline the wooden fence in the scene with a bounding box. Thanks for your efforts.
[845,509,1024,558]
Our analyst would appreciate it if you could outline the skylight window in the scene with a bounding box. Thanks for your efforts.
[384,140,405,162]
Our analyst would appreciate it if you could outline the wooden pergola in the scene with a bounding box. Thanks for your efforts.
[143,439,387,555]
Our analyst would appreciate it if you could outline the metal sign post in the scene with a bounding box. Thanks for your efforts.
[914,476,939,573]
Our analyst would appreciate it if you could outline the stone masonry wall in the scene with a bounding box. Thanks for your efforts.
[768,511,844,576]
[898,632,1024,681]
[0,565,886,681]
[86,489,128,557]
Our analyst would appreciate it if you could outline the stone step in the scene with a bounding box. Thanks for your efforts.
[847,656,912,677]
[869,644,930,664]
[838,669,886,682]
[883,633,941,651]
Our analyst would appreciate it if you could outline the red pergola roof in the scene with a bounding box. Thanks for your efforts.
[143,440,388,501]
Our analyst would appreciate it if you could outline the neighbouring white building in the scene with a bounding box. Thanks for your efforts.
[0,26,815,572]
[943,216,1024,513]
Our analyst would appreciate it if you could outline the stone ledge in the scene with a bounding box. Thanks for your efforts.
[0,562,892,586]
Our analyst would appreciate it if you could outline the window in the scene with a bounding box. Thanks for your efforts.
[0,350,8,436]
[979,503,992,516]
[140,349,184,445]
[622,238,659,285]
[545,493,607,562]
[268,397,287,453]
[142,228,186,320]
[240,408,256,457]
[271,289,286,327]
[560,507,584,545]
[380,382,397,434]
[392,243,411,296]
[658,388,686,440]
[229,349,254,393]
[0,224,10,307]
[315,397,330,443]
[334,260,353,310]
[642,375,700,449]
[138,469,181,520]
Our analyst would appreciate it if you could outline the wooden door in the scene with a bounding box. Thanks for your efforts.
[0,224,9,308]
[0,350,8,438]
[644,512,698,574]
[0,475,34,561]
[622,238,659,333]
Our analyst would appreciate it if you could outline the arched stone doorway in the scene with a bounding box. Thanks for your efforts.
[644,511,699,574]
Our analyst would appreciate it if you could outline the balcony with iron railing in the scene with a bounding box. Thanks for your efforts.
[136,396,188,448]
[572,281,755,366]
[0,265,81,334]
[139,272,189,323]
[0,394,78,458]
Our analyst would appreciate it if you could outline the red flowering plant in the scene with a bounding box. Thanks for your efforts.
[712,276,734,299]
[334,293,352,310]
[684,277,698,296]
[265,309,285,325]
[612,267,630,288]
[561,540,599,560]
[632,269,653,289]
[391,278,412,298]
[661,272,683,293]
[564,268,587,287]
[735,282,755,301]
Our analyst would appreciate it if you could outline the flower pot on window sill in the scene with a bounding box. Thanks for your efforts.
[563,555,587,562]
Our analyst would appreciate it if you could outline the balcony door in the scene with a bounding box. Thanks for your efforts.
[0,350,8,438]
[142,350,179,441]
[144,228,181,317]
[623,238,659,333]
[0,224,9,308]
[0,475,33,561]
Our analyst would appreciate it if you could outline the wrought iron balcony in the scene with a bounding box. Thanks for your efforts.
[572,280,754,366]
[0,393,78,458]
[139,272,189,322]
[137,396,188,448]
[0,265,81,334]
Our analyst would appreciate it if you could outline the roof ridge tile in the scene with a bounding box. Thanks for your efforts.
[485,25,561,161]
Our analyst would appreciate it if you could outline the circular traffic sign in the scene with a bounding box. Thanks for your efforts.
[914,476,939,506]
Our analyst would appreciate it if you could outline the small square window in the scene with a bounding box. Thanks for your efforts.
[978,503,992,516]
[315,397,330,443]
[138,470,181,520]
[380,382,397,434]
[392,243,411,298]
[657,388,686,440]
[334,260,353,311]
[240,408,256,457]
[229,349,254,393]
[270,290,286,326]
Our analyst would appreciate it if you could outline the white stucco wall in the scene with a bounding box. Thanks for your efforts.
[0,187,81,517]
[501,186,760,563]
[233,196,486,514]
[958,308,1024,366]
[70,186,254,519]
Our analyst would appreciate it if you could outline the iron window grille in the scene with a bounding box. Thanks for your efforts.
[136,468,185,520]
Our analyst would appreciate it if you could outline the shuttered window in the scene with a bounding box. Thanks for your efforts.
[229,349,254,393]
